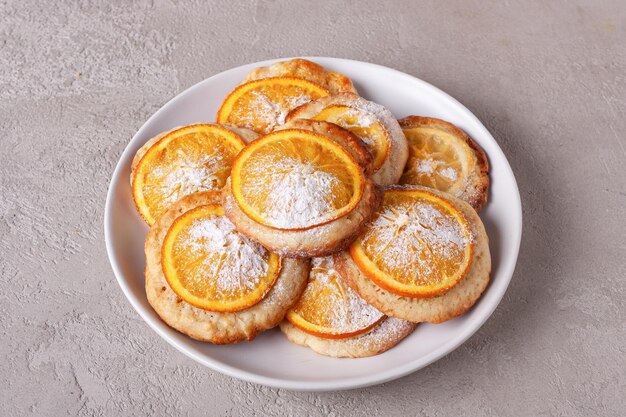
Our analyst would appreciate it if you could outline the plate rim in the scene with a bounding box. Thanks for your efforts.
[104,56,522,391]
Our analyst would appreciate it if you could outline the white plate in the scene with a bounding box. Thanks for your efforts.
[104,57,522,391]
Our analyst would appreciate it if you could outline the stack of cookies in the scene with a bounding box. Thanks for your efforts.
[131,59,491,358]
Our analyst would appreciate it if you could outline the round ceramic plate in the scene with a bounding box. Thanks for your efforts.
[104,57,522,391]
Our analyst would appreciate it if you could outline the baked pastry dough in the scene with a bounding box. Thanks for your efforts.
[244,58,357,95]
[334,185,491,324]
[287,93,408,185]
[223,120,382,257]
[145,191,309,343]
[280,318,416,358]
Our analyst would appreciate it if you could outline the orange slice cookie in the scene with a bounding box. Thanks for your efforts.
[349,187,473,298]
[230,128,365,229]
[223,120,382,257]
[287,93,408,185]
[145,191,309,344]
[161,204,281,312]
[217,77,330,134]
[131,124,257,225]
[334,185,491,324]
[280,256,416,358]
[399,116,489,211]
[286,256,385,339]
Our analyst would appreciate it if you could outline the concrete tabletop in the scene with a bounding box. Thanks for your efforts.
[1,1,624,415]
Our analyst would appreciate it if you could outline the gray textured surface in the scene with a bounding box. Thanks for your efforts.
[1,0,625,415]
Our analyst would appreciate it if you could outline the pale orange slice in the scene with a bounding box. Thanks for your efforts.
[161,204,281,312]
[217,77,329,134]
[286,257,385,339]
[312,104,391,170]
[349,188,473,298]
[400,123,476,196]
[230,129,365,230]
[132,124,246,225]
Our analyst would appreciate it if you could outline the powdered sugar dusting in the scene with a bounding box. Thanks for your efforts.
[234,88,314,133]
[336,107,378,129]
[404,156,464,197]
[416,158,459,180]
[312,100,392,167]
[153,152,225,205]
[240,152,346,229]
[346,317,414,348]
[351,99,391,123]
[440,166,458,181]
[296,257,383,332]
[174,216,271,298]
[332,107,379,150]
[360,195,471,284]
[144,138,238,219]
[417,159,434,175]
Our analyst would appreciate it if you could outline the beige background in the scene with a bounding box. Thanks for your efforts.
[1,1,625,416]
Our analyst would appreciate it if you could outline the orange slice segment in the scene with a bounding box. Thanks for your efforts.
[400,126,475,195]
[287,257,385,339]
[132,124,246,225]
[217,77,330,134]
[230,129,365,230]
[312,104,391,170]
[349,188,473,298]
[161,204,281,312]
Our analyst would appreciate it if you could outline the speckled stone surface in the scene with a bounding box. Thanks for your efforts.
[1,1,625,415]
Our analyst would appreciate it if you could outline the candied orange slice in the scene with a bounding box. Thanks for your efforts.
[350,188,473,297]
[217,77,329,134]
[161,204,281,312]
[132,124,246,225]
[230,129,365,230]
[286,257,384,339]
[312,104,391,170]
[400,125,475,195]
